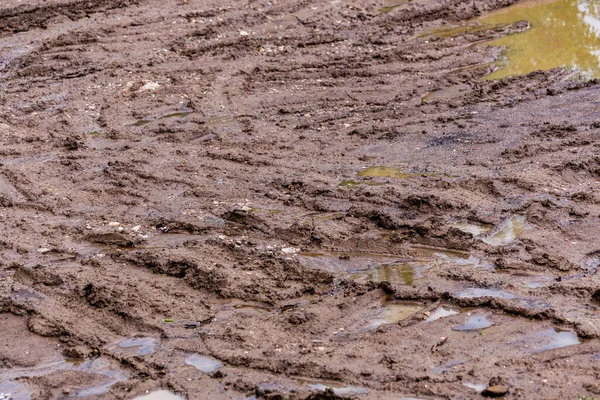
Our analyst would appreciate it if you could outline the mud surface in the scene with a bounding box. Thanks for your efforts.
[1,0,600,398]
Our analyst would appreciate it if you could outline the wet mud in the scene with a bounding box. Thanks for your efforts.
[1,0,600,398]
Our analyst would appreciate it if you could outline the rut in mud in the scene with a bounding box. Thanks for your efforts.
[1,0,600,398]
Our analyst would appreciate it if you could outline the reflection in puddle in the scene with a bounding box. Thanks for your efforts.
[463,382,487,393]
[299,247,483,286]
[478,0,600,79]
[295,378,368,396]
[185,355,223,374]
[357,166,434,179]
[480,215,529,246]
[425,307,460,322]
[514,328,580,353]
[449,221,493,237]
[0,357,126,400]
[378,0,411,14]
[452,316,493,331]
[421,84,472,103]
[117,337,157,356]
[454,288,516,299]
[361,301,423,331]
[431,359,466,374]
[133,390,184,400]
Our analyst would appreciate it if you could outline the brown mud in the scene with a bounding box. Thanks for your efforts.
[1,0,600,398]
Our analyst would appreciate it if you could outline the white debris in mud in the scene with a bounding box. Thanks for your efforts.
[108,221,120,226]
[139,81,161,91]
[37,247,51,253]
[281,247,300,255]
[239,30,249,36]
[0,393,12,400]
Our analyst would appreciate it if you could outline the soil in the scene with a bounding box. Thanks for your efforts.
[1,0,600,399]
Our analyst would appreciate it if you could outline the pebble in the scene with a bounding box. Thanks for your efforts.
[481,385,509,397]
[239,30,249,36]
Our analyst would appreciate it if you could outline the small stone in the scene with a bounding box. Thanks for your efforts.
[239,30,249,36]
[288,311,308,324]
[481,385,509,397]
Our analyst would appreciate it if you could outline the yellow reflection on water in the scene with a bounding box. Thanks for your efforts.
[479,0,600,79]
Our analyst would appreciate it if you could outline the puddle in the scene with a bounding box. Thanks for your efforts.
[247,206,281,214]
[421,84,472,103]
[478,0,600,79]
[480,215,529,246]
[206,115,235,127]
[431,359,466,374]
[463,382,487,393]
[117,337,157,356]
[361,301,423,331]
[378,0,411,13]
[161,112,192,119]
[129,119,152,126]
[452,315,493,331]
[425,307,460,322]
[300,247,485,286]
[133,390,184,400]
[184,355,223,374]
[449,221,493,237]
[514,328,580,353]
[454,288,517,299]
[339,179,385,188]
[357,166,434,179]
[0,357,126,400]
[295,378,368,396]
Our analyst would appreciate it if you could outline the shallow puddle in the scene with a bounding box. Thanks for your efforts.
[452,315,493,331]
[117,337,157,356]
[431,359,466,374]
[357,166,432,179]
[480,215,529,246]
[378,0,411,14]
[454,287,516,299]
[295,378,368,396]
[133,390,184,400]
[425,306,460,322]
[514,328,581,353]
[361,301,423,331]
[184,355,223,374]
[161,112,192,119]
[479,0,600,79]
[449,221,493,237]
[463,382,487,393]
[130,119,152,126]
[421,84,472,103]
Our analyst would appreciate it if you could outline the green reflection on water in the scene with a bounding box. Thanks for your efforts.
[479,0,600,79]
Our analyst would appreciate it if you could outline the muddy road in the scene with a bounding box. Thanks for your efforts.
[1,0,600,398]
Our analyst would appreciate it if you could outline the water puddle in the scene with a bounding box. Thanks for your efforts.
[514,328,581,353]
[378,0,412,13]
[449,221,493,237]
[454,287,517,299]
[247,206,281,214]
[133,390,184,400]
[161,112,192,119]
[428,0,600,79]
[294,378,368,396]
[129,119,152,127]
[116,337,157,356]
[479,215,529,246]
[425,306,460,322]
[431,359,466,374]
[299,247,484,286]
[452,315,493,331]
[0,357,126,400]
[361,301,423,331]
[339,179,385,188]
[479,0,600,79]
[463,382,487,393]
[184,355,223,374]
[421,84,472,104]
[357,166,435,179]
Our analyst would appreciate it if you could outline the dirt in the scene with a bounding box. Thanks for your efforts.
[1,0,600,399]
